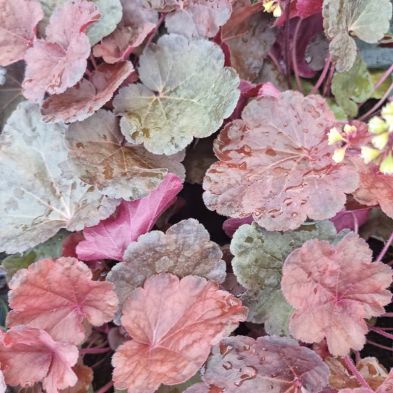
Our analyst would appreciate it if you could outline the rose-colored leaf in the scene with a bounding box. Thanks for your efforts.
[297,0,323,18]
[77,173,183,261]
[0,0,43,66]
[93,0,158,64]
[0,327,78,393]
[62,232,85,258]
[201,335,329,392]
[66,109,185,201]
[23,0,100,102]
[41,61,133,123]
[281,232,393,356]
[7,257,118,345]
[112,273,247,393]
[353,159,393,220]
[223,216,253,237]
[203,92,359,231]
[331,207,371,232]
[165,0,233,38]
[107,219,226,319]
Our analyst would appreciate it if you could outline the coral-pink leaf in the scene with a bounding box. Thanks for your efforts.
[22,0,100,102]
[77,173,182,261]
[41,61,133,123]
[0,0,43,66]
[353,159,393,220]
[281,232,393,356]
[0,327,78,393]
[202,335,329,392]
[112,273,247,393]
[6,257,118,345]
[203,91,359,231]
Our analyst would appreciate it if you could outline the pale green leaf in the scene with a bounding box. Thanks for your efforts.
[230,221,337,334]
[0,102,118,254]
[323,0,393,71]
[113,34,240,155]
[332,56,373,117]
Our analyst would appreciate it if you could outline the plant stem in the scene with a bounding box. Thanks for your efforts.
[80,347,111,355]
[375,231,393,262]
[374,63,393,91]
[284,0,292,89]
[95,381,113,393]
[359,81,393,121]
[322,63,335,97]
[350,211,359,233]
[311,55,332,95]
[382,312,393,317]
[367,339,393,352]
[369,325,393,340]
[292,18,303,93]
[343,356,373,391]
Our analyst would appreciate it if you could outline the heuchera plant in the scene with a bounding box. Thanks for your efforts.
[0,0,393,393]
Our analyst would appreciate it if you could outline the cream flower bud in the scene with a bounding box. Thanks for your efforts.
[369,116,388,134]
[380,153,393,174]
[332,147,346,163]
[328,127,343,145]
[371,133,389,150]
[361,146,380,164]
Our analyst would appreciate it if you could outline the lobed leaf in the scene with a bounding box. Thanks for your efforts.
[165,0,233,38]
[0,0,43,66]
[93,0,158,64]
[107,218,226,320]
[7,257,118,345]
[23,0,100,102]
[0,327,78,393]
[203,91,359,231]
[201,335,329,392]
[281,232,393,356]
[65,109,185,201]
[230,220,336,334]
[112,273,247,393]
[113,33,240,155]
[77,173,183,261]
[41,61,133,123]
[0,102,118,254]
[323,0,393,71]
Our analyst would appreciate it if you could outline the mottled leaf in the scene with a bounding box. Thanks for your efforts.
[165,0,232,38]
[0,102,118,254]
[112,273,247,393]
[66,109,185,200]
[202,335,329,392]
[203,91,359,231]
[107,219,226,319]
[230,221,336,334]
[113,33,240,155]
[282,232,393,356]
[323,0,393,71]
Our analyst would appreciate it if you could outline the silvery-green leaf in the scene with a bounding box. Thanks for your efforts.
[113,34,240,155]
[0,102,118,254]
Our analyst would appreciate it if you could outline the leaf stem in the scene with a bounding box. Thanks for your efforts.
[292,18,303,93]
[374,63,393,91]
[311,54,332,95]
[367,339,393,352]
[350,211,359,233]
[375,231,393,262]
[369,325,393,340]
[343,356,373,391]
[95,381,113,393]
[359,81,393,121]
[284,0,292,89]
[80,347,111,355]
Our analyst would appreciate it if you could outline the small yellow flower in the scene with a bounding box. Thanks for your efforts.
[380,153,393,174]
[361,146,381,164]
[328,127,344,145]
[343,124,357,135]
[263,0,282,17]
[371,132,389,150]
[382,102,393,127]
[273,3,282,17]
[369,116,388,134]
[332,147,346,163]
